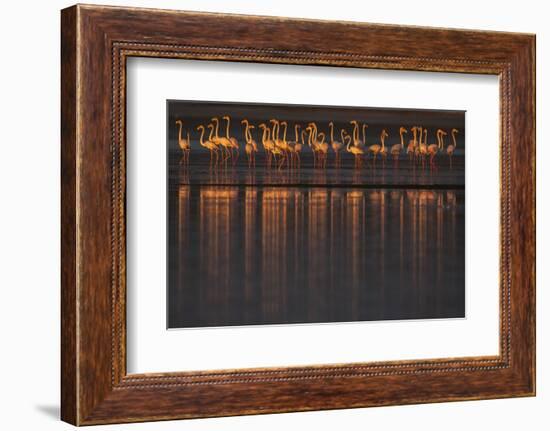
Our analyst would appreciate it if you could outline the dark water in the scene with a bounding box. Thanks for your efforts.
[167,157,465,328]
[169,151,465,188]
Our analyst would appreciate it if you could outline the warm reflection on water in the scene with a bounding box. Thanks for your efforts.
[168,186,465,328]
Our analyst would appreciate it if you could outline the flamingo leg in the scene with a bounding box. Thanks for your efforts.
[278,155,285,170]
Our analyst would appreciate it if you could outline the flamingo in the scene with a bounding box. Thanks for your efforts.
[287,124,301,168]
[270,119,291,168]
[368,129,388,164]
[306,123,320,167]
[349,120,365,148]
[379,129,389,161]
[258,123,278,168]
[222,115,239,165]
[391,126,407,166]
[175,119,191,166]
[197,124,219,167]
[280,121,292,169]
[317,132,329,168]
[427,129,445,168]
[447,128,459,167]
[417,127,428,167]
[307,122,328,168]
[345,130,364,168]
[362,123,368,148]
[293,128,308,169]
[241,119,258,168]
[305,125,316,166]
[329,122,343,167]
[210,117,232,164]
[406,126,418,161]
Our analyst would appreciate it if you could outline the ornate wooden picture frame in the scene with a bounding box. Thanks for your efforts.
[61,4,535,425]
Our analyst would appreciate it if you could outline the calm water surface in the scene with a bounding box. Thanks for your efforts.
[168,158,465,328]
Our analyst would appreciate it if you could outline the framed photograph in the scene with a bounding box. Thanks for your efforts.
[61,4,535,425]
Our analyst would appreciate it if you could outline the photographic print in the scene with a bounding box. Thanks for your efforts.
[167,100,465,329]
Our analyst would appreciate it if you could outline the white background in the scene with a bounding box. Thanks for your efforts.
[0,0,546,430]
[127,59,499,373]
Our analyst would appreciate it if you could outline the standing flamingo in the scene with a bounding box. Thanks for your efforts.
[258,123,278,168]
[317,132,329,169]
[306,123,320,167]
[287,124,301,168]
[345,130,364,168]
[417,127,428,167]
[305,126,316,166]
[391,126,407,166]
[379,129,389,161]
[197,124,219,167]
[447,128,459,167]
[350,120,365,148]
[210,117,232,165]
[329,122,343,167]
[222,115,239,165]
[270,119,291,168]
[294,128,308,169]
[428,129,446,168]
[307,122,328,168]
[175,120,191,166]
[407,126,418,161]
[367,129,388,164]
[241,119,258,168]
[362,123,369,148]
[280,121,292,169]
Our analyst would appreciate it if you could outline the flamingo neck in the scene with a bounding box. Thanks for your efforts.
[208,126,214,142]
[198,127,205,147]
